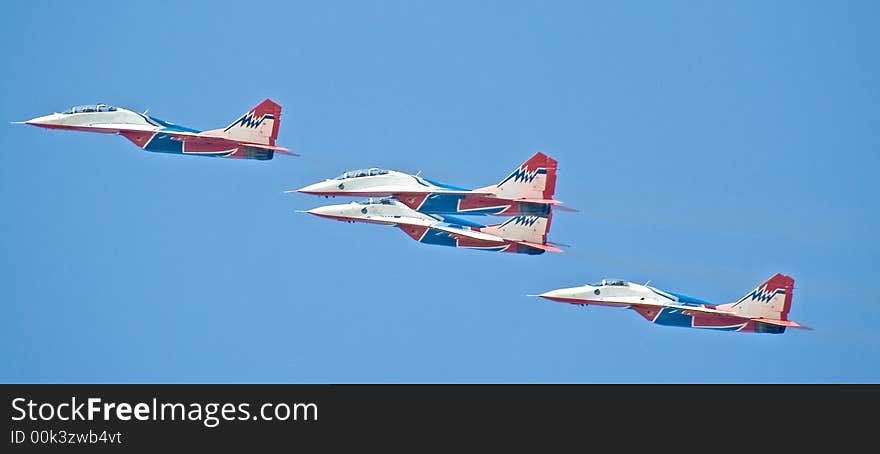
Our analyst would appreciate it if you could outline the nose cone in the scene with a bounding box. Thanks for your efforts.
[297,180,337,195]
[302,204,356,221]
[536,286,593,304]
[23,114,63,127]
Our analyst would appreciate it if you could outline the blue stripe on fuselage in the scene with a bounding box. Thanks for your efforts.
[666,291,716,307]
[420,177,470,191]
[498,167,547,186]
[416,193,508,215]
[429,214,487,228]
[148,115,201,133]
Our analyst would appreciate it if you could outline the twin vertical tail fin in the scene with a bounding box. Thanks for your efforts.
[479,213,561,253]
[479,152,558,202]
[220,99,282,146]
[717,273,795,321]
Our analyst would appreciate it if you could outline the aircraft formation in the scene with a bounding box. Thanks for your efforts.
[17,100,807,334]
[293,152,564,255]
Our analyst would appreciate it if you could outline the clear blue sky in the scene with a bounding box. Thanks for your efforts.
[1,1,878,383]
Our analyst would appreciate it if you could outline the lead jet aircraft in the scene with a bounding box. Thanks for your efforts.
[18,99,290,160]
[301,197,562,255]
[294,152,564,216]
[536,274,807,333]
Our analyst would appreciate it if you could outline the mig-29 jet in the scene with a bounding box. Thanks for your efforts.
[294,152,565,216]
[301,197,562,255]
[18,99,290,160]
[535,273,807,333]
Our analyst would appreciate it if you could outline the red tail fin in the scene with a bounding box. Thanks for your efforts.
[479,152,558,201]
[219,99,282,146]
[718,273,795,321]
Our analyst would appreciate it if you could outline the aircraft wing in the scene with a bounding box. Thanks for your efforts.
[753,318,809,328]
[362,215,506,243]
[359,214,436,227]
[631,302,809,327]
[430,223,506,243]
[392,189,496,197]
[169,133,294,153]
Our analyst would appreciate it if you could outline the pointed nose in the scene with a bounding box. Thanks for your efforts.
[24,114,62,126]
[536,286,591,303]
[296,181,336,195]
[305,205,336,217]
[303,204,353,221]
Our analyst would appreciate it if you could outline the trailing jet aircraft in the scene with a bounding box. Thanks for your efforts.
[18,99,291,160]
[301,197,562,255]
[294,152,564,216]
[536,274,807,333]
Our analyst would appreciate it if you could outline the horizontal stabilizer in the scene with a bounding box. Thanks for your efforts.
[516,198,563,205]
[755,318,811,329]
[240,142,298,156]
[515,241,563,253]
[240,142,292,152]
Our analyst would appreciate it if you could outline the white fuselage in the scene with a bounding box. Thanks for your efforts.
[297,171,446,196]
[25,108,157,132]
[538,280,692,308]
[305,199,437,224]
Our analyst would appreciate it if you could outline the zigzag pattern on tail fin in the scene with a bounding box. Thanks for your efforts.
[218,99,282,146]
[479,213,553,244]
[717,273,794,321]
[476,152,558,201]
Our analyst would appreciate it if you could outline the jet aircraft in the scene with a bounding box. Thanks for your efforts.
[301,197,562,255]
[294,152,564,216]
[536,273,807,333]
[18,99,290,160]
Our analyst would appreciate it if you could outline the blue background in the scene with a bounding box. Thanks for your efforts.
[1,1,878,382]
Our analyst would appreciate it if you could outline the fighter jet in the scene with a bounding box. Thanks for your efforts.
[17,99,291,160]
[536,274,807,333]
[301,197,562,255]
[294,152,565,216]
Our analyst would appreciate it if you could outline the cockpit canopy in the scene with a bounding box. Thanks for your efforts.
[590,279,629,287]
[336,168,389,179]
[356,197,395,206]
[62,104,118,114]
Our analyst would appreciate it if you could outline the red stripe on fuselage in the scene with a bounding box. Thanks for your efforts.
[454,236,508,249]
[689,313,749,328]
